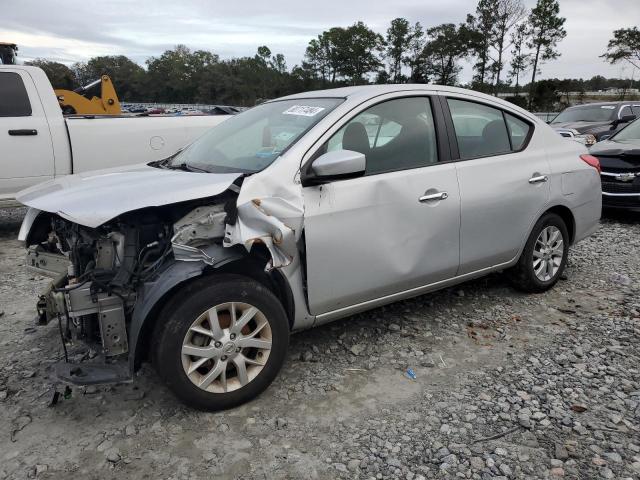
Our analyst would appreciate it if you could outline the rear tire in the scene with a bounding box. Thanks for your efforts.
[152,274,289,411]
[507,213,569,293]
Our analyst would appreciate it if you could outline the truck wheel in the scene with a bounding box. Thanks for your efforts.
[507,213,569,293]
[152,274,289,411]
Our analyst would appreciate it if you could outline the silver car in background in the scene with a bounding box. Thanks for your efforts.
[17,85,601,410]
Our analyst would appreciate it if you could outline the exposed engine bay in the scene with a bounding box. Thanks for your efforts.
[23,188,252,379]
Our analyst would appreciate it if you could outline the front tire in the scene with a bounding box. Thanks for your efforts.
[152,274,289,411]
[507,213,569,293]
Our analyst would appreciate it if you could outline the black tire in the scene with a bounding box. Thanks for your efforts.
[152,274,289,411]
[507,213,569,293]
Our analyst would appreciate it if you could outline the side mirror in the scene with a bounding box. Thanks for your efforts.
[613,114,636,127]
[305,149,366,185]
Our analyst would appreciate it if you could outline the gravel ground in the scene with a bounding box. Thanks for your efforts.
[0,207,639,480]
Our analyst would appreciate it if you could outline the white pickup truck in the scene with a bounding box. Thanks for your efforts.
[0,65,230,207]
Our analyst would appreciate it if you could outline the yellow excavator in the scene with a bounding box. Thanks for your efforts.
[55,75,122,115]
[2,41,121,115]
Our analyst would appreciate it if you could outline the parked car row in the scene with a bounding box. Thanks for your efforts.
[549,101,640,212]
[550,101,639,146]
[123,104,242,116]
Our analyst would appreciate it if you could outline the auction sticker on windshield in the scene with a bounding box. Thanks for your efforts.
[283,105,326,116]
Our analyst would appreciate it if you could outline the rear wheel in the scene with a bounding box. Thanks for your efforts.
[507,213,569,293]
[152,274,289,411]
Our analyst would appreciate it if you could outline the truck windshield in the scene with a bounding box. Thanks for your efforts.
[170,98,343,173]
[551,105,617,124]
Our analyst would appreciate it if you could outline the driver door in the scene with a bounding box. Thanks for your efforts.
[302,95,461,315]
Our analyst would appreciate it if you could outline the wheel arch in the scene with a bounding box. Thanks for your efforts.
[544,204,576,244]
[129,247,295,372]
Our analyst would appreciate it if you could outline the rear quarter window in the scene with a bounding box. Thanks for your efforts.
[0,72,32,117]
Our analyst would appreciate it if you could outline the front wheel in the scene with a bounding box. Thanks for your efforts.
[152,274,289,411]
[507,213,569,293]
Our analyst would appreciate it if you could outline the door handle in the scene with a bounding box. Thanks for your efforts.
[8,129,38,136]
[419,191,448,202]
[528,174,548,184]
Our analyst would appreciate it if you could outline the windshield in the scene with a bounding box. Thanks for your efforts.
[551,105,617,124]
[170,98,343,173]
[612,118,640,141]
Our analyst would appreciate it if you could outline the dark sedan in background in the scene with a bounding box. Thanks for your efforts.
[551,101,639,146]
[590,118,640,211]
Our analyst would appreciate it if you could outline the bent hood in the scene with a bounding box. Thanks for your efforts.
[16,163,242,228]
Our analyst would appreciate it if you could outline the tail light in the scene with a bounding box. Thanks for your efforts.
[580,154,601,173]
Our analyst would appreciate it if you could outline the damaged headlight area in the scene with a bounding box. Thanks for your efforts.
[28,211,172,357]
[23,190,248,384]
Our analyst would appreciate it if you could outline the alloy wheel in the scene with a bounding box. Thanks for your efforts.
[181,302,272,393]
[532,225,564,282]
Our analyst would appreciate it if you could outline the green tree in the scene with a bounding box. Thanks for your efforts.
[601,27,640,69]
[491,0,526,93]
[526,0,566,108]
[403,22,428,83]
[25,59,77,89]
[424,23,470,86]
[509,23,530,95]
[73,55,147,101]
[336,22,384,84]
[385,17,411,82]
[467,0,497,90]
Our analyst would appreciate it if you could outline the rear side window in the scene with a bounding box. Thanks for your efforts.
[505,113,531,150]
[0,72,32,117]
[447,99,510,159]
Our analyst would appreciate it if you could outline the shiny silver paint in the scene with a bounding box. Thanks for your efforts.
[19,85,602,340]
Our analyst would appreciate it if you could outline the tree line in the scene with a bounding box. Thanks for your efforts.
[25,1,640,111]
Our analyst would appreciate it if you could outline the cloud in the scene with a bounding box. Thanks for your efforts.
[2,0,639,80]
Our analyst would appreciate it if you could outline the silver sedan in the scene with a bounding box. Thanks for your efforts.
[18,85,602,410]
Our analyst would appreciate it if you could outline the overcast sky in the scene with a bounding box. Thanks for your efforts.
[2,0,639,82]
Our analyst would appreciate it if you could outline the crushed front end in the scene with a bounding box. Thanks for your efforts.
[23,208,175,384]
[19,182,251,383]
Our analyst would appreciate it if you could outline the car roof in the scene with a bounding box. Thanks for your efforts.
[274,83,540,123]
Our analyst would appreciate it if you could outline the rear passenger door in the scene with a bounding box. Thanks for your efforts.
[443,96,550,274]
[0,69,55,200]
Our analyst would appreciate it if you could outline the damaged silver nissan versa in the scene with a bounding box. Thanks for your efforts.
[17,85,601,410]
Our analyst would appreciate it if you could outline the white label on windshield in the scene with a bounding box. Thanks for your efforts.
[601,106,616,109]
[283,105,325,117]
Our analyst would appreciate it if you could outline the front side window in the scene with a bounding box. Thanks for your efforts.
[170,98,342,173]
[324,97,438,175]
[0,72,32,117]
[447,99,511,159]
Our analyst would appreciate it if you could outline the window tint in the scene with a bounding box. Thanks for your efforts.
[632,106,640,116]
[620,106,633,117]
[505,113,531,150]
[0,72,31,117]
[447,99,511,159]
[325,97,438,175]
